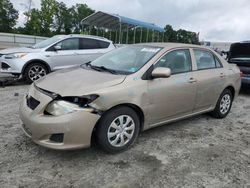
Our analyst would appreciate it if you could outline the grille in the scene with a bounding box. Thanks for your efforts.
[26,95,40,110]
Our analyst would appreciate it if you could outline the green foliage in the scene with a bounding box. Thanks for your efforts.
[22,8,42,35]
[53,1,73,34]
[0,0,18,32]
[20,0,94,36]
[164,24,199,44]
[40,0,57,36]
[71,4,94,33]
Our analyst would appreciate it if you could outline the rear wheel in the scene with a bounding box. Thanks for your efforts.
[211,89,233,119]
[96,106,140,153]
[24,63,48,83]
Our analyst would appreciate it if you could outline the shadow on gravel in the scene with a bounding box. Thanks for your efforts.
[0,78,27,87]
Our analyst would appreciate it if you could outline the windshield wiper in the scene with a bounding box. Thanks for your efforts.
[97,66,118,74]
[84,62,118,74]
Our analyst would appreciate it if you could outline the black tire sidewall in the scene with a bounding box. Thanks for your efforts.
[24,63,48,83]
[213,89,233,118]
[97,106,140,153]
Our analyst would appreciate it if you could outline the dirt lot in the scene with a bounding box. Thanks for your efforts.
[0,85,250,188]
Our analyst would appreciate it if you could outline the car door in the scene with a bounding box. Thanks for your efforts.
[147,49,197,126]
[191,48,226,112]
[78,38,111,64]
[48,38,82,70]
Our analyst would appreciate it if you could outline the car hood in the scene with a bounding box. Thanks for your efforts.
[0,47,42,54]
[35,67,126,96]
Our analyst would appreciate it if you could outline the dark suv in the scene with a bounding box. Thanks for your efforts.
[228,42,250,85]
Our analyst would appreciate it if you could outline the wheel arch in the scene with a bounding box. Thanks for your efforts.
[224,85,235,100]
[91,103,145,144]
[21,59,51,75]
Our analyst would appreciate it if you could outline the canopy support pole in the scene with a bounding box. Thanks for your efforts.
[146,29,149,42]
[157,31,159,42]
[109,28,112,40]
[126,25,129,44]
[115,30,117,43]
[133,27,136,44]
[162,32,164,42]
[152,30,154,42]
[140,28,142,43]
[88,26,91,35]
[119,22,122,44]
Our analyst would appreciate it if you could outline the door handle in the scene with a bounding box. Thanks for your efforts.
[220,73,226,78]
[188,78,197,83]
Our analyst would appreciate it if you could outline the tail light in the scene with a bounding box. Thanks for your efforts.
[240,72,244,77]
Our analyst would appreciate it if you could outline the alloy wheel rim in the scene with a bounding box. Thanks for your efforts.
[28,65,46,81]
[107,115,135,147]
[220,94,231,114]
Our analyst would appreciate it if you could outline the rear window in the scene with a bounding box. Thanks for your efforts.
[229,43,250,58]
[80,38,110,49]
[99,40,110,48]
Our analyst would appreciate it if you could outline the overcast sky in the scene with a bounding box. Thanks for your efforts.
[11,0,250,42]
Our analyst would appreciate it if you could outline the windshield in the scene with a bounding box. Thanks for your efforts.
[90,46,161,74]
[32,36,65,49]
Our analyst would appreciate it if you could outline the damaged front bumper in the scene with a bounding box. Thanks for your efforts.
[19,84,101,150]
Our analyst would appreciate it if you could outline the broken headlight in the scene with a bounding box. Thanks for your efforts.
[45,94,99,116]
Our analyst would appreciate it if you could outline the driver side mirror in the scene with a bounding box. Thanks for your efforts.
[54,45,62,51]
[151,67,171,79]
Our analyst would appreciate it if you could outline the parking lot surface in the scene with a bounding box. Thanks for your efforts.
[0,85,250,188]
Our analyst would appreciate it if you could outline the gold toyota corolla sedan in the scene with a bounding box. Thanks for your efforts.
[20,43,241,153]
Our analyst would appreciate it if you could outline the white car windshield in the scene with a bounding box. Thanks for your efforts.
[32,36,65,49]
[89,46,161,75]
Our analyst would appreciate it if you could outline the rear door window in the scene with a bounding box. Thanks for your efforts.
[98,40,110,48]
[193,49,218,70]
[80,38,110,49]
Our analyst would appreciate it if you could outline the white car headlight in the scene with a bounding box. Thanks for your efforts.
[5,53,28,59]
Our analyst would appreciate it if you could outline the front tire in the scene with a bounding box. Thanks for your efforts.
[23,63,48,83]
[211,89,233,119]
[96,106,140,153]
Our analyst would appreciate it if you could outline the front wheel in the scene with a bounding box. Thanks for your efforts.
[23,63,48,83]
[96,107,140,153]
[211,89,233,119]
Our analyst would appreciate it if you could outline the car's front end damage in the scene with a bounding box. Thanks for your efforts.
[19,83,102,150]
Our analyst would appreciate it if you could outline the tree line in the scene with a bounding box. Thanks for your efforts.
[0,0,199,44]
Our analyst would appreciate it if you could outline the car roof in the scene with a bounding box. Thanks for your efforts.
[55,34,112,42]
[135,42,209,50]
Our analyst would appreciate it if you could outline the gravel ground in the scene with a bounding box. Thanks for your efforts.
[0,85,250,188]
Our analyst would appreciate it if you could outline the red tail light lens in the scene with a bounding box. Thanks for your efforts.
[240,72,244,77]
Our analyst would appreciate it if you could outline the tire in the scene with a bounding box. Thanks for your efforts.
[211,89,233,119]
[96,106,140,153]
[23,63,48,83]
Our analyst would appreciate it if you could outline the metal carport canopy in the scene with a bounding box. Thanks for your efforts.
[81,11,165,32]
